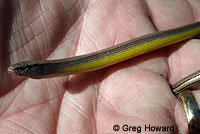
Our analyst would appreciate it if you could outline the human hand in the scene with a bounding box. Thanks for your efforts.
[1,0,200,133]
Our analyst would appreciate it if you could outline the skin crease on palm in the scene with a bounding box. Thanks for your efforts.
[1,0,200,133]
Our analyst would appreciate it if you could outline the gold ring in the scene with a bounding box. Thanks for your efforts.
[178,90,200,134]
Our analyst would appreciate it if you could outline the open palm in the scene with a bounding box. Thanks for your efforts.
[1,0,200,133]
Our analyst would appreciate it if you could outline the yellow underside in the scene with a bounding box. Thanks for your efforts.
[57,26,200,74]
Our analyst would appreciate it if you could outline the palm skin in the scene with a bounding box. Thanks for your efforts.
[1,0,200,134]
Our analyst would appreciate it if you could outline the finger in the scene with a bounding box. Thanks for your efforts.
[96,68,177,133]
[146,0,194,29]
